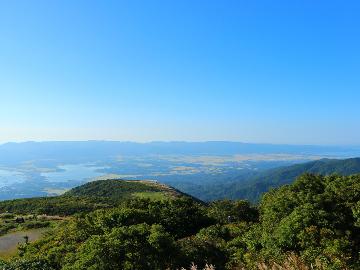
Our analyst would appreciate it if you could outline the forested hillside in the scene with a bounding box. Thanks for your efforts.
[0,173,359,269]
[196,158,360,202]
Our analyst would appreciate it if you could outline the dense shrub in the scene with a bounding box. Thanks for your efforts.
[3,174,360,269]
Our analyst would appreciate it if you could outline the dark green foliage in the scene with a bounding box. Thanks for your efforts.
[207,200,258,224]
[0,258,55,270]
[21,221,50,230]
[147,199,213,238]
[14,198,212,270]
[2,174,360,270]
[0,196,112,216]
[178,235,227,270]
[64,224,178,270]
[251,173,360,269]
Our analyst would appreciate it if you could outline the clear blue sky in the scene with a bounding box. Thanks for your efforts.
[0,0,359,145]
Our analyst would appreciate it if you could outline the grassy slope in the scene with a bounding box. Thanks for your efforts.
[0,180,195,216]
[65,180,176,198]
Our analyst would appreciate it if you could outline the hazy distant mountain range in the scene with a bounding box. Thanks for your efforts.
[1,141,360,164]
[0,141,360,201]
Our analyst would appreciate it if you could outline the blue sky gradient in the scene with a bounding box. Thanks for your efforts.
[0,1,359,144]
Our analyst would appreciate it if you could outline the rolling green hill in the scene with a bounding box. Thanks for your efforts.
[1,173,359,269]
[200,157,360,202]
[65,179,185,199]
[0,180,193,216]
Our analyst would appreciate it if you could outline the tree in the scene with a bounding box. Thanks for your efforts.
[64,224,178,270]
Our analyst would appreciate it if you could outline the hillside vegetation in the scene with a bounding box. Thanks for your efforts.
[0,173,359,269]
[0,180,189,216]
[199,157,360,202]
[64,179,185,199]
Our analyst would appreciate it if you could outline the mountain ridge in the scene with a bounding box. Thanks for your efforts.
[193,157,360,202]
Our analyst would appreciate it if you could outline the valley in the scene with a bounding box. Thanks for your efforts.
[0,141,360,201]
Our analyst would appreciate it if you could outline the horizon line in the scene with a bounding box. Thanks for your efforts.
[0,140,359,148]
